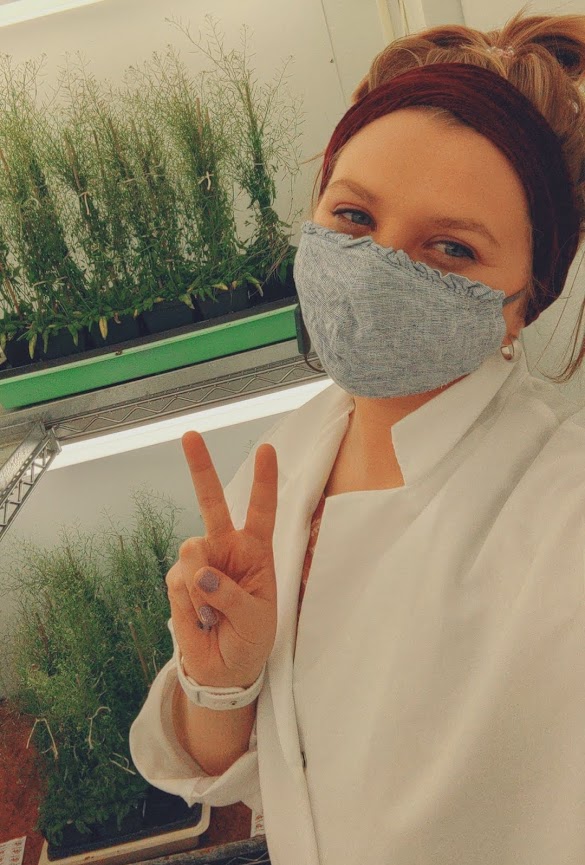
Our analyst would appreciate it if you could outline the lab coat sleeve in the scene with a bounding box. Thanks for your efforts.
[129,413,288,813]
[128,649,263,812]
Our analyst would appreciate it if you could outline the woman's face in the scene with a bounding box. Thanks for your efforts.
[313,108,533,340]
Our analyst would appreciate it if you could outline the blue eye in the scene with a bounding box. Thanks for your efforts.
[331,209,476,262]
[332,209,372,227]
[435,240,475,260]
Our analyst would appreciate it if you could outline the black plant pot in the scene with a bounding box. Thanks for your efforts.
[46,786,203,860]
[248,261,297,309]
[197,282,250,320]
[4,333,42,368]
[41,326,91,361]
[141,298,203,335]
[88,313,142,349]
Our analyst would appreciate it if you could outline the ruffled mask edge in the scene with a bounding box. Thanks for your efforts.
[299,220,507,304]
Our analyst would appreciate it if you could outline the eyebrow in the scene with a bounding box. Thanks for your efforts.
[325,178,501,249]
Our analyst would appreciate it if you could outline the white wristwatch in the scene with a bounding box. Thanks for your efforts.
[168,618,266,711]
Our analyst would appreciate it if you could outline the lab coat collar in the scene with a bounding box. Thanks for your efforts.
[284,342,530,492]
[392,342,530,486]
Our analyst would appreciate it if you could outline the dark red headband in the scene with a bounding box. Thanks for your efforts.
[320,63,581,326]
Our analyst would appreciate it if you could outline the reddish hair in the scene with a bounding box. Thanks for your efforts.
[318,63,581,328]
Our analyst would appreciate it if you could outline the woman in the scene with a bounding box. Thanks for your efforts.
[130,9,585,864]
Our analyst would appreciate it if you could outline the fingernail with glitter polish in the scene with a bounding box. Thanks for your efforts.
[198,604,219,627]
[197,570,219,592]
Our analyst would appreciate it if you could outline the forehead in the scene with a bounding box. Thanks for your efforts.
[327,108,531,233]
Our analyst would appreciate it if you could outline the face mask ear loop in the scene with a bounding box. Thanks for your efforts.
[500,286,527,362]
[295,303,325,373]
[502,286,528,307]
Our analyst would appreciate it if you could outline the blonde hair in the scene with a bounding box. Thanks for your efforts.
[311,6,585,383]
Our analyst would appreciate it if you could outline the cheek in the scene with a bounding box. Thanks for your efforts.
[501,295,527,334]
[495,240,532,332]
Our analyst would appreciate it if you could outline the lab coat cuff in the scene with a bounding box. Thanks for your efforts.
[129,654,262,810]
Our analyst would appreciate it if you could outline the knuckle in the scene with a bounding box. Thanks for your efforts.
[179,536,201,559]
[165,566,179,591]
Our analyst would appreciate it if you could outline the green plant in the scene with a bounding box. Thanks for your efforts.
[44,54,189,338]
[119,53,206,309]
[124,45,243,304]
[0,26,304,358]
[171,16,304,289]
[0,487,183,846]
[0,55,92,357]
[36,67,137,339]
[0,219,29,337]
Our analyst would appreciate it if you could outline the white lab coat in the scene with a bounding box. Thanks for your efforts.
[130,341,585,865]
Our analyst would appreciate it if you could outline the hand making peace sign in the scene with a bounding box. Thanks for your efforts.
[165,431,279,689]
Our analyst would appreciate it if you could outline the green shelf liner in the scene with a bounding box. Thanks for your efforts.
[0,304,298,410]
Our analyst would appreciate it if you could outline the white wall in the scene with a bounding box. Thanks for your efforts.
[401,0,585,31]
[461,0,585,30]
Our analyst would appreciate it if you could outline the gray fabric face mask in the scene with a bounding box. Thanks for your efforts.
[293,221,527,397]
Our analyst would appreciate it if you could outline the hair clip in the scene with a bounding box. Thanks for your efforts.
[488,45,515,57]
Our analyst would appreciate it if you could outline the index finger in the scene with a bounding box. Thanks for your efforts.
[182,431,234,536]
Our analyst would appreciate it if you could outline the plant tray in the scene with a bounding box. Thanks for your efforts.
[38,803,210,865]
[0,301,298,410]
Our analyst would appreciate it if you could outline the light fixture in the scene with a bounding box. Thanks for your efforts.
[0,0,106,27]
[47,378,332,470]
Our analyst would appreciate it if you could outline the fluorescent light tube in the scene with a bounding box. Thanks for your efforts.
[48,378,332,469]
[0,0,105,27]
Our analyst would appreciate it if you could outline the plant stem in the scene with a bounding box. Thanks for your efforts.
[0,260,20,314]
[128,619,150,688]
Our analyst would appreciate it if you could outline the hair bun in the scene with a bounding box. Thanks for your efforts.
[532,32,585,80]
[498,12,585,82]
[424,29,477,51]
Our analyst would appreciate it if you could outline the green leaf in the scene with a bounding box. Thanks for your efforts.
[211,282,229,292]
[178,293,194,309]
[99,317,108,340]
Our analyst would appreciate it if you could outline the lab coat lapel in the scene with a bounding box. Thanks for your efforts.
[268,384,353,769]
[226,383,352,863]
